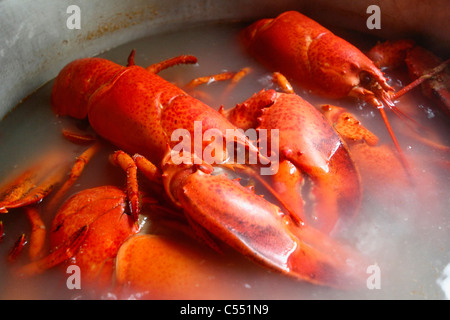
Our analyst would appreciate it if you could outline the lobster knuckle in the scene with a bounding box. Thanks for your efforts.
[225,89,277,130]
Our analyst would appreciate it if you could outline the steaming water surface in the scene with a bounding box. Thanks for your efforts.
[0,23,449,299]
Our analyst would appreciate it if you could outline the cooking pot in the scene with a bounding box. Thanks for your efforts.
[0,0,449,300]
[0,0,449,119]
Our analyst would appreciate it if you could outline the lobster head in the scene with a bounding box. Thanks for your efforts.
[240,11,396,106]
[51,57,124,119]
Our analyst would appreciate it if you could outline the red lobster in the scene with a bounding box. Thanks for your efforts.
[3,51,368,293]
[240,10,411,170]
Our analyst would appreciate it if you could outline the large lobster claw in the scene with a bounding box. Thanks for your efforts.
[50,186,139,285]
[162,155,369,289]
[222,89,362,233]
[15,186,139,289]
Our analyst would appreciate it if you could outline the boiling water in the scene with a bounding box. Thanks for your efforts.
[0,22,449,300]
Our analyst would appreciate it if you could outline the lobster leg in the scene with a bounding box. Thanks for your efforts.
[8,233,26,263]
[186,71,236,88]
[110,150,140,222]
[272,72,294,94]
[15,226,88,277]
[24,206,46,261]
[133,153,162,183]
[186,67,252,100]
[0,169,39,213]
[46,142,101,212]
[13,163,139,287]
[146,55,198,74]
[125,48,198,72]
[61,129,96,145]
[0,160,68,213]
[0,142,100,214]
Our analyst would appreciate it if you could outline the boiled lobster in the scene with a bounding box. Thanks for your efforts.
[0,50,369,294]
[240,10,412,171]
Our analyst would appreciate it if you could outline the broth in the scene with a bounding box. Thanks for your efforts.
[0,22,449,300]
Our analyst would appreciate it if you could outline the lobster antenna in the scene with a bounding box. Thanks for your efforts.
[374,91,414,181]
[393,58,449,99]
[127,49,136,67]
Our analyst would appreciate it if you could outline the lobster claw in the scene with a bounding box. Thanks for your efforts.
[162,154,369,288]
[223,89,362,233]
[16,186,139,286]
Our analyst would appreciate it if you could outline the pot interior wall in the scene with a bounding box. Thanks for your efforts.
[0,0,448,119]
